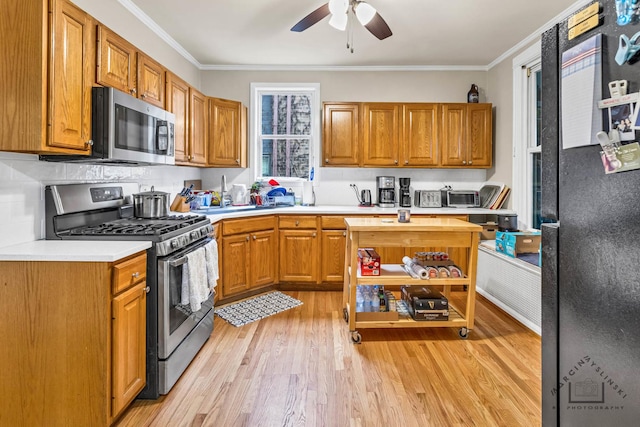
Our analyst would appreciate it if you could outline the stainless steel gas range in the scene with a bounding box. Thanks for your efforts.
[45,182,214,399]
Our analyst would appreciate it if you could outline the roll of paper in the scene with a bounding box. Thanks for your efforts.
[402,256,428,279]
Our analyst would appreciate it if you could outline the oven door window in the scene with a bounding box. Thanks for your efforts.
[157,238,214,359]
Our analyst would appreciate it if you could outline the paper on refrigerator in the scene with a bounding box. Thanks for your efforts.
[561,33,602,150]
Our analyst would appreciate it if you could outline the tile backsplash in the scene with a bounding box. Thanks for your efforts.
[0,152,202,248]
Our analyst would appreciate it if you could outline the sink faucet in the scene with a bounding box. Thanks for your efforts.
[221,174,230,207]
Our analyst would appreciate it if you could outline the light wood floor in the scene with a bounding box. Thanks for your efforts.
[115,291,541,427]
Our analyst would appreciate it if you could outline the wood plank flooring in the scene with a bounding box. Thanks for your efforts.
[114,291,541,427]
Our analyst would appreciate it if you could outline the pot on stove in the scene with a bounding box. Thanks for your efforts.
[133,186,170,218]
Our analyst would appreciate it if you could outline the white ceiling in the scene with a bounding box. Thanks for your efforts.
[125,0,586,70]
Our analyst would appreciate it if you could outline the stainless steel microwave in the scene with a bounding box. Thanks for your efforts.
[40,87,175,166]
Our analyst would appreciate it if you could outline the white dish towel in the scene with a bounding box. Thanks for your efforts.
[181,246,208,312]
[181,239,219,312]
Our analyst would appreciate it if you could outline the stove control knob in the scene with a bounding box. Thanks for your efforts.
[171,239,179,249]
[191,231,200,240]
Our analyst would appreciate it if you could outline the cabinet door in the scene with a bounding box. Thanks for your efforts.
[250,229,277,288]
[467,104,493,167]
[362,103,401,166]
[166,72,190,164]
[189,88,208,165]
[96,26,136,95]
[209,97,245,167]
[440,103,467,167]
[279,230,319,282]
[222,234,251,297]
[49,0,92,152]
[112,282,146,418]
[136,52,165,108]
[402,104,438,167]
[322,103,360,166]
[321,230,346,283]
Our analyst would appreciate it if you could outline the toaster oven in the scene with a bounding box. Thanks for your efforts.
[444,190,480,208]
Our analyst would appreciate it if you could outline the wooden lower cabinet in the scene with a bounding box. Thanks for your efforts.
[220,217,277,299]
[0,251,147,426]
[321,229,347,282]
[279,229,319,282]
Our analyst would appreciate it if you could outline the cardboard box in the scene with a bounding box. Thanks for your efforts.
[495,231,541,258]
[400,285,449,321]
[480,222,498,240]
[358,248,380,276]
[356,311,399,321]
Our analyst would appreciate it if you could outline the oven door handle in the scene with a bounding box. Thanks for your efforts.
[168,256,188,267]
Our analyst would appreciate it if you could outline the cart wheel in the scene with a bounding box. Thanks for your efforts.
[343,307,349,323]
[351,331,362,344]
[458,327,469,339]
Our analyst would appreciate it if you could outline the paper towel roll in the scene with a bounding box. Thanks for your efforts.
[302,181,314,206]
[402,256,428,279]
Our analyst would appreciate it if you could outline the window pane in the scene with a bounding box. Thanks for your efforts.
[533,152,542,229]
[535,69,542,146]
[262,139,273,176]
[272,138,310,178]
[290,95,311,135]
[261,95,275,135]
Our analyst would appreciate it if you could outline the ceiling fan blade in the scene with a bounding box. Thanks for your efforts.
[291,3,331,32]
[364,12,392,40]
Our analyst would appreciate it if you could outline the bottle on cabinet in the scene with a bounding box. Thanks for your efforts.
[467,84,479,103]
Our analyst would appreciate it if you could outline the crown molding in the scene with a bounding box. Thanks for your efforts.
[119,0,592,72]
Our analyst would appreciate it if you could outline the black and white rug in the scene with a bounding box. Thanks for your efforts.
[214,291,303,327]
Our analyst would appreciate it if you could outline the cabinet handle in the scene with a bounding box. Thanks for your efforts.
[469,160,473,165]
[404,160,409,165]
[132,272,140,279]
[325,158,329,163]
[140,93,146,98]
[130,88,137,95]
[343,231,346,237]
[85,139,94,147]
[144,286,150,293]
[252,235,257,240]
[235,159,240,164]
[462,160,467,165]
[246,236,250,241]
[394,159,398,164]
[295,221,299,226]
[188,155,191,160]
[312,232,317,237]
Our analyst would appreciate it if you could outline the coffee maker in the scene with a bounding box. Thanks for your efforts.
[399,177,411,207]
[376,176,396,207]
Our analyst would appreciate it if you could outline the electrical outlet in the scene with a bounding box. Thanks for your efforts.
[140,184,152,192]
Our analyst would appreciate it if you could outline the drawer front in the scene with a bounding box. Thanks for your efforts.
[320,215,347,229]
[223,216,277,235]
[279,215,317,229]
[113,252,147,295]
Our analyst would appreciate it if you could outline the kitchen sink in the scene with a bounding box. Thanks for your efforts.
[191,205,288,215]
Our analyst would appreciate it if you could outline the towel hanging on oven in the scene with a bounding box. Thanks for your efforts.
[180,247,209,312]
[204,239,219,290]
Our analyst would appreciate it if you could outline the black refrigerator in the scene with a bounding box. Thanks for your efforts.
[542,1,640,425]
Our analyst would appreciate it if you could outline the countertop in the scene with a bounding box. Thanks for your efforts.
[0,241,152,262]
[343,216,483,232]
[196,205,514,223]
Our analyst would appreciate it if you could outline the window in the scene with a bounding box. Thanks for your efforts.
[513,42,543,230]
[251,83,320,181]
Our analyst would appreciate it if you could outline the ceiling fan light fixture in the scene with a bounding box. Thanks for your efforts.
[328,0,349,15]
[354,2,376,25]
[329,12,348,31]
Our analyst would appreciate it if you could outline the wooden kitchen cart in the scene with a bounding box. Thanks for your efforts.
[342,217,482,343]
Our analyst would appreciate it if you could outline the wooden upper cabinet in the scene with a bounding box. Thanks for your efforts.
[322,103,360,166]
[166,72,190,164]
[402,103,438,167]
[49,0,93,153]
[189,87,208,165]
[136,52,165,108]
[0,0,92,154]
[441,103,492,168]
[208,97,246,167]
[440,103,468,167]
[362,103,401,166]
[97,26,136,96]
[467,103,493,168]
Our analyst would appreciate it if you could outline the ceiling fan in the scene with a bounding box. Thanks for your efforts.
[291,0,392,42]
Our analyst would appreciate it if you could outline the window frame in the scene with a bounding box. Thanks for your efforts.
[250,83,321,183]
[512,41,542,230]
